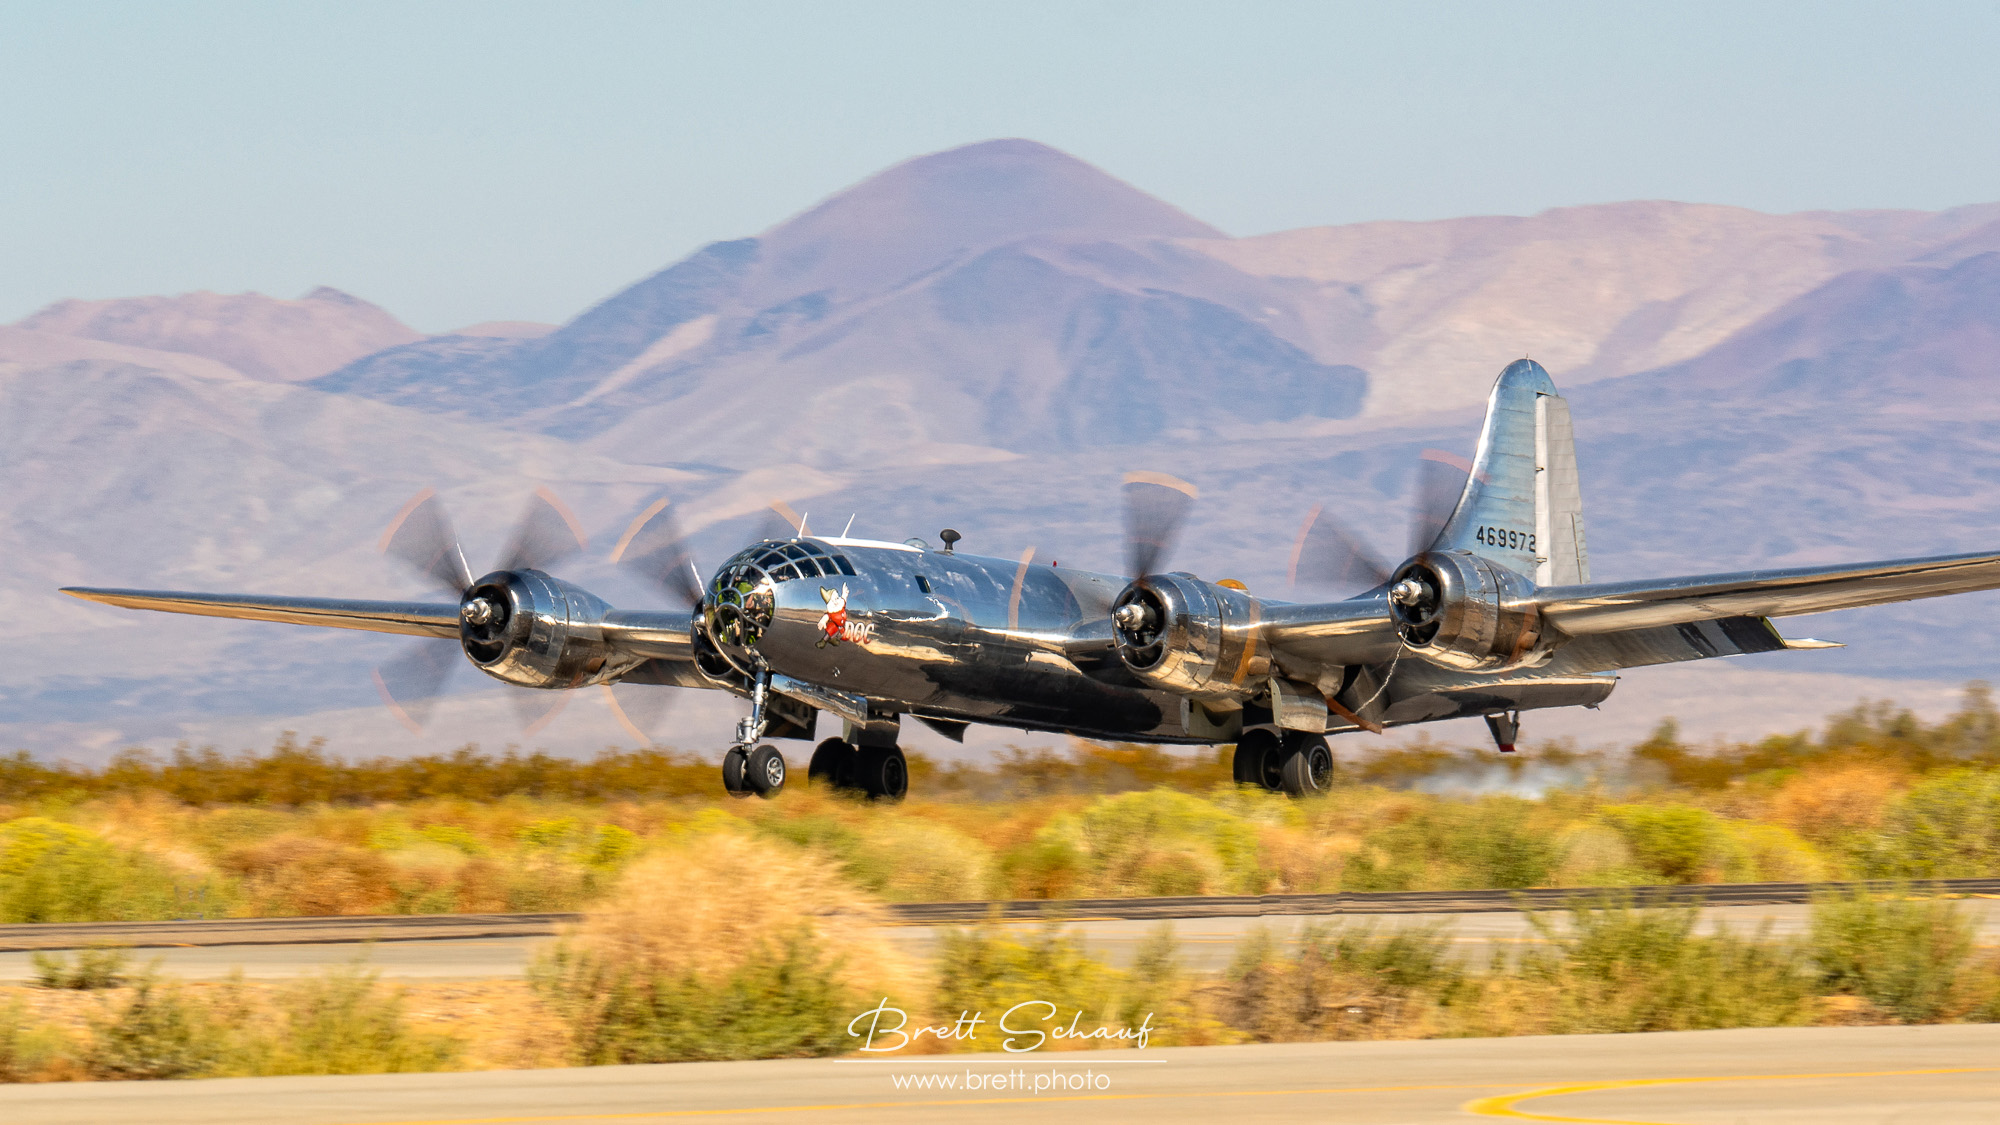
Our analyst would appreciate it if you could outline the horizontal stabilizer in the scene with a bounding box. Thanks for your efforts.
[62,588,461,638]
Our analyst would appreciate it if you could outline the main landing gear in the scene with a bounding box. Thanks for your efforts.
[806,738,908,800]
[805,712,908,801]
[721,673,789,800]
[1232,728,1334,797]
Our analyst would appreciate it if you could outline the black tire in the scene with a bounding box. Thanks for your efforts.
[1233,728,1283,790]
[807,738,853,789]
[855,747,908,801]
[747,744,787,797]
[1279,734,1335,797]
[721,747,753,799]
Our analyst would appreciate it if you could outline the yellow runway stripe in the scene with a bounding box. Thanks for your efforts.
[1463,1065,2000,1124]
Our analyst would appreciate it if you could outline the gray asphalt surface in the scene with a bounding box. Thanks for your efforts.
[1,1024,1995,1123]
[7,900,1996,981]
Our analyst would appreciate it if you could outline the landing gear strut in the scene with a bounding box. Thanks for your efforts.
[1485,711,1521,754]
[722,671,788,799]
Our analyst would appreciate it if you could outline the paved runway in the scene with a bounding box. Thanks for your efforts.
[1,1024,1995,1123]
[6,900,1995,981]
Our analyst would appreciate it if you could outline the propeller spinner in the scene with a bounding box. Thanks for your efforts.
[373,487,588,734]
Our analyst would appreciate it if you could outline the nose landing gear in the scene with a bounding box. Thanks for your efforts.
[721,671,789,799]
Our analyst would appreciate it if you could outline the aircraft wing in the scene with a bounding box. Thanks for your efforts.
[1538,549,2000,636]
[61,587,701,663]
[1258,597,1403,668]
[62,587,461,638]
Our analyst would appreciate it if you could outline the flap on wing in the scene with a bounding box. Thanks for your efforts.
[1548,615,1792,675]
[1539,549,2000,636]
[63,587,461,638]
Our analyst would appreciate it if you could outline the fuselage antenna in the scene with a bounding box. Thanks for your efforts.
[841,513,857,538]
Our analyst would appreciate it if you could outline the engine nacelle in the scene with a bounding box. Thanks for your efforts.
[1388,550,1549,672]
[458,569,632,689]
[1110,573,1266,698]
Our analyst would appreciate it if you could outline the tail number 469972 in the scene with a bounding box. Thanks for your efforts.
[1475,526,1535,552]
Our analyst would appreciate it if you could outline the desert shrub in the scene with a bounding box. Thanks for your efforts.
[183,806,295,858]
[932,923,1122,1051]
[31,945,131,990]
[220,834,396,915]
[1768,764,1905,843]
[85,975,218,1080]
[0,998,75,1083]
[1221,921,1463,1041]
[750,809,864,860]
[1861,769,2000,878]
[1809,889,1977,1022]
[1715,821,1831,883]
[1341,797,1558,891]
[1551,822,1644,885]
[1598,805,1724,883]
[1113,925,1225,1046]
[0,817,184,923]
[1029,789,1265,897]
[1518,899,1814,1032]
[843,817,995,902]
[530,833,906,1064]
[996,833,1089,900]
[220,964,462,1076]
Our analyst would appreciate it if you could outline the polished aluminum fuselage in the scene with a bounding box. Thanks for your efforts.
[732,540,1202,741]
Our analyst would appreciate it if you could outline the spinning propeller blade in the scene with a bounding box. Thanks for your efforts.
[373,638,462,734]
[381,489,472,596]
[1288,504,1393,595]
[603,660,682,745]
[611,498,702,609]
[509,688,570,738]
[1122,471,1198,580]
[1409,449,1473,557]
[498,487,588,573]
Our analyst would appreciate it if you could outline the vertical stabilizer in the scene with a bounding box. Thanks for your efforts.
[1430,360,1590,584]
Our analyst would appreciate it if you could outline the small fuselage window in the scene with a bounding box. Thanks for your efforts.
[915,574,932,595]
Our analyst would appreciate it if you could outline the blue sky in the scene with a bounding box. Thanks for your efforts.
[5,1,1998,332]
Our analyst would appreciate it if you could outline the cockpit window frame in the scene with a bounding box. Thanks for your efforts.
[710,539,856,593]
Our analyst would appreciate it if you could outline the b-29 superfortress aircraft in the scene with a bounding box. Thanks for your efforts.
[64,361,2000,800]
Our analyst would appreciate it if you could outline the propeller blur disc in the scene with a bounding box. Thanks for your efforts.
[381,489,473,596]
[611,497,703,609]
[1289,503,1393,596]
[373,637,462,733]
[603,661,681,745]
[509,686,571,738]
[498,487,588,574]
[1409,449,1474,557]
[1122,471,1198,579]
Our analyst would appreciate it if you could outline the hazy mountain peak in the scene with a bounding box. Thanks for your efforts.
[749,138,1222,305]
[18,288,420,383]
[302,286,369,306]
